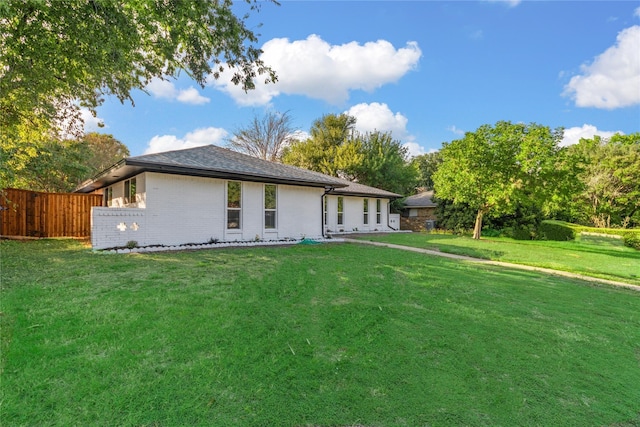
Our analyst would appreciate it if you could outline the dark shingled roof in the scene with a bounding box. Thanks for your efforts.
[403,190,437,208]
[75,145,398,198]
[327,177,402,198]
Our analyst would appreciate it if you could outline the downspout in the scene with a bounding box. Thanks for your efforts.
[321,187,334,238]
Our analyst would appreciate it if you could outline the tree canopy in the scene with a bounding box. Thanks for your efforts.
[2,133,129,193]
[565,133,640,227]
[281,113,416,195]
[0,0,277,180]
[433,121,564,239]
[227,111,298,161]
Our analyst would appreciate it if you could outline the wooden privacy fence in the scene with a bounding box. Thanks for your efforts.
[1,188,103,238]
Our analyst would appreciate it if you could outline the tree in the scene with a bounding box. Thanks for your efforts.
[411,151,442,190]
[349,131,417,196]
[281,113,358,176]
[282,114,417,196]
[433,121,563,239]
[10,139,90,193]
[81,133,130,179]
[566,133,640,227]
[227,111,298,161]
[2,132,129,192]
[1,0,277,188]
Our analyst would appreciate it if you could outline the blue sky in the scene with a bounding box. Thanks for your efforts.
[86,1,640,157]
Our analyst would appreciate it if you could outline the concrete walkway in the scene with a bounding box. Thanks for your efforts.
[342,238,640,293]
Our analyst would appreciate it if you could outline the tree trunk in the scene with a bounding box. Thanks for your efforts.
[473,209,484,240]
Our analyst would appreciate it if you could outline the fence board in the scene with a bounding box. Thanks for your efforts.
[1,188,103,238]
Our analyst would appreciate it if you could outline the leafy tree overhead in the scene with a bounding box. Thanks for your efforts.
[227,111,298,161]
[1,0,277,188]
[433,121,564,239]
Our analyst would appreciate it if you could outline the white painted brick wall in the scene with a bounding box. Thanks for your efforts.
[91,207,147,249]
[91,172,327,249]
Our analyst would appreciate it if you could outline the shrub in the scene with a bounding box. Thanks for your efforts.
[508,226,534,241]
[623,231,640,250]
[539,221,576,241]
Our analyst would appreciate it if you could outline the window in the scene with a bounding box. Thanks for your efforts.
[124,178,136,204]
[376,199,381,224]
[323,196,328,226]
[264,184,277,229]
[104,187,113,207]
[337,197,344,226]
[363,198,369,225]
[227,181,241,229]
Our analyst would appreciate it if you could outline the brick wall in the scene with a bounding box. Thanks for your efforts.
[400,207,437,231]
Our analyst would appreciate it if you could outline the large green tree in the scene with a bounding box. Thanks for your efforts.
[566,133,640,227]
[81,133,130,178]
[348,131,417,196]
[433,121,564,239]
[282,114,416,195]
[1,0,276,188]
[281,114,358,176]
[4,133,130,192]
[411,151,442,190]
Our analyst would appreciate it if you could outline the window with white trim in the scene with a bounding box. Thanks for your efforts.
[227,181,241,229]
[323,196,328,226]
[264,184,277,229]
[376,199,382,224]
[363,198,369,225]
[337,197,344,226]
[124,178,136,204]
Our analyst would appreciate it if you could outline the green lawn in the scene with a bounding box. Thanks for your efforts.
[354,232,640,286]
[1,239,639,426]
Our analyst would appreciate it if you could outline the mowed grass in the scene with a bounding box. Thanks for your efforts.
[355,232,640,286]
[1,240,639,426]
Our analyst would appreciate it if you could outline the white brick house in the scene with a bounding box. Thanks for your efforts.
[75,145,400,249]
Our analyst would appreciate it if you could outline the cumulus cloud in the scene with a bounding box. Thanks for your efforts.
[80,108,105,132]
[563,26,640,109]
[210,35,421,106]
[345,102,428,157]
[146,78,210,105]
[560,124,622,147]
[635,6,640,18]
[144,127,228,154]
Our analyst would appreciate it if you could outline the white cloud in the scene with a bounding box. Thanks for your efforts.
[176,87,210,105]
[346,102,410,139]
[447,125,465,136]
[635,7,640,18]
[144,127,228,154]
[560,124,622,147]
[210,35,421,106]
[80,108,105,132]
[146,78,210,105]
[345,102,428,158]
[403,142,427,157]
[563,26,640,109]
